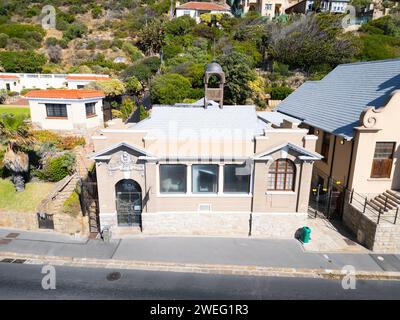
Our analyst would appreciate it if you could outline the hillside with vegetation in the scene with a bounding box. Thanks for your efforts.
[0,0,400,107]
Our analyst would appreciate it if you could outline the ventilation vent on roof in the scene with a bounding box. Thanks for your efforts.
[198,204,212,212]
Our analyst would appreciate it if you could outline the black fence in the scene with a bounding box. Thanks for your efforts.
[348,189,399,225]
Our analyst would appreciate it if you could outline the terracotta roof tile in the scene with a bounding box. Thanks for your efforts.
[0,75,19,79]
[176,1,230,11]
[66,75,110,81]
[25,89,105,100]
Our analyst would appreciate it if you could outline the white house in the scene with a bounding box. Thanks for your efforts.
[285,0,350,14]
[25,89,105,132]
[175,1,232,23]
[0,73,109,93]
[241,0,294,18]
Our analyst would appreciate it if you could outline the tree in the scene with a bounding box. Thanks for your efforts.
[120,98,137,121]
[125,76,143,96]
[86,79,126,98]
[151,73,193,104]
[0,114,33,191]
[0,51,47,73]
[165,15,196,36]
[216,51,256,105]
[269,15,358,70]
[137,19,165,55]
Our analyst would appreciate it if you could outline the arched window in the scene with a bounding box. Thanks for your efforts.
[268,159,296,191]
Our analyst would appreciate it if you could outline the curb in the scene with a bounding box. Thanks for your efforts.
[1,252,400,281]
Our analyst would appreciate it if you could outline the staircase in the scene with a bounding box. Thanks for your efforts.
[368,190,400,218]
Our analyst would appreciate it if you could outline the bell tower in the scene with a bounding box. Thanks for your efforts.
[204,62,225,108]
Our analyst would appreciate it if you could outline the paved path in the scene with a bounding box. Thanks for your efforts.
[1,228,400,272]
[1,263,400,300]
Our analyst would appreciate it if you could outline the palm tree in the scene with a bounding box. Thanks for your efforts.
[0,113,33,192]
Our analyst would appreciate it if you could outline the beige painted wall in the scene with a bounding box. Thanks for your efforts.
[93,120,319,232]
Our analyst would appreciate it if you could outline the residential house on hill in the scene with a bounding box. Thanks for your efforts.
[175,1,232,23]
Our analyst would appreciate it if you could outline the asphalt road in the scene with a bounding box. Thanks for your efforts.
[0,263,400,300]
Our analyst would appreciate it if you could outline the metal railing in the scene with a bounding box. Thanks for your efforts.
[349,189,399,225]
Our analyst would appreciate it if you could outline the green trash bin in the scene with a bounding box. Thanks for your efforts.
[302,226,311,243]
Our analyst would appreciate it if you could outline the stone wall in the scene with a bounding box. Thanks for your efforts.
[0,210,89,235]
[122,211,308,239]
[142,212,250,236]
[251,212,308,238]
[343,201,400,252]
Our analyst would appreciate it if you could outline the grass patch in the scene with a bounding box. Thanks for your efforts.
[0,179,54,212]
[0,106,30,117]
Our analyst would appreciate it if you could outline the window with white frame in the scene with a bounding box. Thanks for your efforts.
[265,3,273,10]
[224,164,251,193]
[192,164,218,193]
[159,164,187,193]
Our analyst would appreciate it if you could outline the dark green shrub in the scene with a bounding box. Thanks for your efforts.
[0,33,9,48]
[269,86,294,100]
[38,152,76,182]
[0,51,47,73]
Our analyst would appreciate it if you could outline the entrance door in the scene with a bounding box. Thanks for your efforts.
[115,179,142,227]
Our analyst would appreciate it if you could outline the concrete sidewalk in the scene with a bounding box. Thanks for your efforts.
[1,228,400,273]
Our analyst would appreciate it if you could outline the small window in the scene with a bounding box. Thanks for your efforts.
[371,142,395,178]
[224,164,251,193]
[159,164,187,194]
[77,85,84,89]
[85,102,96,117]
[320,132,330,162]
[192,164,218,193]
[46,104,67,118]
[268,159,296,191]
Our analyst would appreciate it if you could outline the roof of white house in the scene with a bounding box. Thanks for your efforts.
[132,104,267,139]
[176,1,230,11]
[25,89,105,100]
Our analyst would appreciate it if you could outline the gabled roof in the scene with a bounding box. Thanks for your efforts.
[253,142,322,161]
[176,1,230,11]
[276,58,400,139]
[66,75,109,81]
[25,89,105,100]
[90,142,153,160]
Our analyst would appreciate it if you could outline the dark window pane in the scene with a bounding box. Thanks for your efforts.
[160,165,186,193]
[85,102,96,116]
[224,164,251,193]
[45,104,67,118]
[192,164,218,193]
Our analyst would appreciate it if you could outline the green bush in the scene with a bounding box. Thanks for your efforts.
[0,23,45,39]
[120,98,137,121]
[357,34,400,61]
[63,22,88,41]
[269,86,294,100]
[122,42,144,62]
[0,33,8,48]
[139,105,149,121]
[151,73,193,104]
[91,5,103,19]
[0,51,47,73]
[165,15,196,36]
[63,187,81,216]
[38,152,76,182]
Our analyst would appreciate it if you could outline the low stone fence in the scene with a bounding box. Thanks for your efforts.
[343,198,400,252]
[131,211,307,238]
[0,174,89,236]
